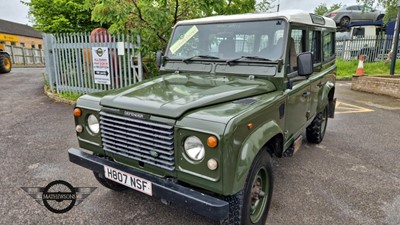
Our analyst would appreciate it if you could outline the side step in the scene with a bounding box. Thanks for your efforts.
[283,135,303,157]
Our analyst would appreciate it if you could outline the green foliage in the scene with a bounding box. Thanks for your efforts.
[314,3,342,16]
[59,92,82,101]
[357,0,397,21]
[22,0,105,33]
[88,0,272,56]
[336,59,400,79]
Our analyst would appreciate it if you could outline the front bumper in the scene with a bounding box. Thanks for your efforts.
[68,148,229,220]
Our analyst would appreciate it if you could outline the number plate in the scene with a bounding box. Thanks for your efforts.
[104,165,152,196]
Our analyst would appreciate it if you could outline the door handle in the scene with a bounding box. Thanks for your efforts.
[302,91,311,97]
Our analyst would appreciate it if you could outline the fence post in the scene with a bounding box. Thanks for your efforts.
[31,48,35,64]
[43,34,56,91]
[10,46,15,64]
[137,35,143,82]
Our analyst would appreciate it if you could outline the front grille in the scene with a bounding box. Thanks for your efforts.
[99,111,175,171]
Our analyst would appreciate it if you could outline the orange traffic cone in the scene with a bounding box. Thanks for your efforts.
[355,55,365,76]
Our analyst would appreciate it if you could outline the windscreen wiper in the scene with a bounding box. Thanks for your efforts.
[227,56,272,65]
[183,55,220,64]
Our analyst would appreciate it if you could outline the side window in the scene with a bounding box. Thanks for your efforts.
[309,30,321,64]
[323,32,335,61]
[348,6,361,11]
[289,29,306,72]
[353,28,365,37]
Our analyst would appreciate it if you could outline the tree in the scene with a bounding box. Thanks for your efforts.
[88,0,272,55]
[22,0,105,33]
[357,0,397,20]
[314,3,342,16]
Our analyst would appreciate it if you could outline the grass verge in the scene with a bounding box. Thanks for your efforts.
[58,92,82,101]
[336,59,400,79]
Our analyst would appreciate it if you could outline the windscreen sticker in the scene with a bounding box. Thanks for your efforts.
[170,25,199,54]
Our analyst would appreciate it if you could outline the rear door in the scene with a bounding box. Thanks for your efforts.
[349,5,363,21]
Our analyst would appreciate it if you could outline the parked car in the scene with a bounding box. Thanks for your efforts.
[325,5,384,27]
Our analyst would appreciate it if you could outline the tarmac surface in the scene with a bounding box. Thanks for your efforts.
[1,68,399,225]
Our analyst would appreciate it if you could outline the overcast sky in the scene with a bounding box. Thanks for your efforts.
[0,0,359,25]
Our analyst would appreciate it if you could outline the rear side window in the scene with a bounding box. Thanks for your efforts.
[323,32,335,60]
[347,6,361,10]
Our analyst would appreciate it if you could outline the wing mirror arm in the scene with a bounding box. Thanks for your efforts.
[287,76,309,89]
[156,50,165,67]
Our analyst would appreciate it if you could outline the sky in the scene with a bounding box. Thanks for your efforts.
[0,0,359,26]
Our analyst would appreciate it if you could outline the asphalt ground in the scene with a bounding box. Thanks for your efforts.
[0,68,399,225]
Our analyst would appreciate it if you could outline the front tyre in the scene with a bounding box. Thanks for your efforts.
[219,150,273,225]
[306,106,328,144]
[0,53,12,74]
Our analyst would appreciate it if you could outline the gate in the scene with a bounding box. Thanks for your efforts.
[43,33,143,94]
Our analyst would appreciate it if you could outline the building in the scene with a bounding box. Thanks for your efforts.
[0,19,43,49]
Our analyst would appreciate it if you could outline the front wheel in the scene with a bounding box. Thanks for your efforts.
[0,53,12,74]
[219,150,273,225]
[306,107,328,144]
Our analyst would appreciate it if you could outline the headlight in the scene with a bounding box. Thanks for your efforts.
[184,136,205,161]
[87,114,99,134]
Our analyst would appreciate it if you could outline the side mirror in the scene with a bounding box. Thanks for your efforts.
[156,50,164,67]
[297,52,314,76]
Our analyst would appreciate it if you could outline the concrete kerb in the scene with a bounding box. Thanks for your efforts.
[43,85,76,105]
[352,75,400,99]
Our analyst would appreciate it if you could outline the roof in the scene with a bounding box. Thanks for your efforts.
[0,19,42,39]
[176,10,336,29]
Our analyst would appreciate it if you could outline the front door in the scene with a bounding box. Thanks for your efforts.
[284,80,311,141]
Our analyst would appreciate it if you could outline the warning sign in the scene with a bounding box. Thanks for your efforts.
[92,47,111,85]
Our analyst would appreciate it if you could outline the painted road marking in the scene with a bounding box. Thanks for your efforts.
[336,101,374,114]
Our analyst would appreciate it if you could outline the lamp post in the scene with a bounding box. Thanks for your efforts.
[390,0,400,75]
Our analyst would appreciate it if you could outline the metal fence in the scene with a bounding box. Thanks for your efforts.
[336,35,397,62]
[43,33,143,94]
[2,45,45,65]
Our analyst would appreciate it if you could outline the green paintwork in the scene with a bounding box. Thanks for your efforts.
[99,74,276,118]
[72,15,337,197]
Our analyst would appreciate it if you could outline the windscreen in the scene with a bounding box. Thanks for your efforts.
[167,20,287,60]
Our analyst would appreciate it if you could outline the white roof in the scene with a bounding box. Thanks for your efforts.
[176,10,336,29]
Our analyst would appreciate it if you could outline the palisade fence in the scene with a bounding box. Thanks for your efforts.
[43,33,143,94]
[336,35,398,62]
[3,45,45,65]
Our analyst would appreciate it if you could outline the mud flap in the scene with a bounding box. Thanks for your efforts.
[328,98,336,118]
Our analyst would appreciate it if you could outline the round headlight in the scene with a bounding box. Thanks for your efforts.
[87,114,99,134]
[184,136,205,161]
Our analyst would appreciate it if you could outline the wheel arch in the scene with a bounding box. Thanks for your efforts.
[228,120,282,195]
[317,81,335,112]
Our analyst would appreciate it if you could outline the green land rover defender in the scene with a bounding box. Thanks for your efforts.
[69,10,337,225]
